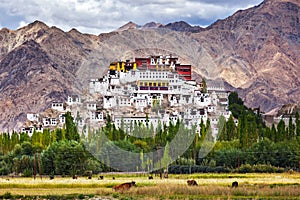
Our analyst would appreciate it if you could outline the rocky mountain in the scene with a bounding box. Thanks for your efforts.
[160,21,204,32]
[142,22,163,29]
[115,21,140,32]
[191,0,300,111]
[0,0,299,131]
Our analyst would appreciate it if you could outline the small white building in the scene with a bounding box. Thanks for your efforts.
[43,118,58,127]
[87,102,97,111]
[51,102,65,112]
[134,98,148,110]
[21,126,34,136]
[90,111,104,122]
[194,91,211,107]
[59,114,66,124]
[67,95,81,105]
[117,97,132,107]
[103,95,117,109]
[27,113,39,122]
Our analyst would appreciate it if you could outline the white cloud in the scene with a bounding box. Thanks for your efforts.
[18,21,28,29]
[0,0,264,34]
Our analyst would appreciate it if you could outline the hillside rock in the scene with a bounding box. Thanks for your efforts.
[192,0,300,110]
[0,40,75,131]
[160,21,204,32]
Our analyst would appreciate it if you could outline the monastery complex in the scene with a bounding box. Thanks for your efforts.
[22,55,232,137]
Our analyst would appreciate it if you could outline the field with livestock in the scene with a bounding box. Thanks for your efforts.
[1,173,300,199]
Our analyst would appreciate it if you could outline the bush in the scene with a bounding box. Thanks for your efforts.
[253,164,275,173]
[0,166,9,175]
[236,164,284,173]
[168,165,231,174]
[2,192,12,199]
[23,168,33,177]
[238,164,253,173]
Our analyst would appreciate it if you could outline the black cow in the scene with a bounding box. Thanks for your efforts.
[232,181,238,188]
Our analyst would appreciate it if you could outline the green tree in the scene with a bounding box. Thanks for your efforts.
[217,115,227,141]
[42,129,51,147]
[21,142,33,156]
[215,148,242,168]
[270,124,277,142]
[247,114,258,145]
[161,142,172,170]
[288,116,295,139]
[11,131,20,148]
[238,114,248,148]
[228,92,244,106]
[65,112,80,141]
[201,78,207,93]
[227,115,237,140]
[276,119,286,142]
[296,112,300,137]
[42,140,87,175]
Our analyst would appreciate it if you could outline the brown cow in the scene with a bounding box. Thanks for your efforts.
[187,179,198,186]
[113,181,136,191]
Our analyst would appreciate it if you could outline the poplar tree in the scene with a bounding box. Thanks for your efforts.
[227,115,237,140]
[217,115,227,141]
[276,119,286,142]
[271,124,277,142]
[288,116,295,139]
[65,112,79,141]
[295,112,300,137]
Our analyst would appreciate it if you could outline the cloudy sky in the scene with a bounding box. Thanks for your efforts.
[0,0,263,34]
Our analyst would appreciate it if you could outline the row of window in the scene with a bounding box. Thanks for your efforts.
[52,103,63,107]
[138,81,169,87]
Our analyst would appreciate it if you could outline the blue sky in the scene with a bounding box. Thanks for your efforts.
[0,0,264,34]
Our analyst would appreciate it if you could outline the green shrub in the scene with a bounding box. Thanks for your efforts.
[168,165,231,174]
[23,168,33,177]
[3,192,12,199]
[0,166,9,175]
[237,164,284,173]
[78,194,85,199]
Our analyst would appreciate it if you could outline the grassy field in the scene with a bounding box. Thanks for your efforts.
[1,173,300,199]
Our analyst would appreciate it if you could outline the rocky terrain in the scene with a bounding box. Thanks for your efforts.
[0,0,299,131]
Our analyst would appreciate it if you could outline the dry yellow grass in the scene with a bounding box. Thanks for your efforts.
[0,173,300,199]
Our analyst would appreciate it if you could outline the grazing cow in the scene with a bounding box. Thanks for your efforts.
[149,176,153,180]
[98,175,104,180]
[72,175,78,179]
[112,177,115,180]
[187,179,198,186]
[232,181,238,188]
[113,181,136,191]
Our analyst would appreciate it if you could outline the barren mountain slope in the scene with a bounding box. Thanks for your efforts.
[191,0,300,110]
[0,40,75,130]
